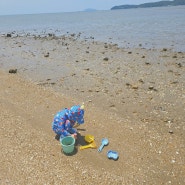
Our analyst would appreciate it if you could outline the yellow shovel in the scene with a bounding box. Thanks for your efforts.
[79,141,97,150]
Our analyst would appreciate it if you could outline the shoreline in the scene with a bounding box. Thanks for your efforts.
[0,34,185,184]
[1,27,185,52]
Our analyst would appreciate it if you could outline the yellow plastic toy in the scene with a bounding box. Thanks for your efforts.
[79,141,97,150]
[85,134,94,143]
[80,134,97,150]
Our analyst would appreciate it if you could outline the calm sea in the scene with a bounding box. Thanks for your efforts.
[0,6,185,51]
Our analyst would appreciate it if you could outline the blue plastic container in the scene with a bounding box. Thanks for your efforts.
[60,136,75,154]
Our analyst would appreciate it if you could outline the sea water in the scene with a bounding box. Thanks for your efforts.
[0,5,185,51]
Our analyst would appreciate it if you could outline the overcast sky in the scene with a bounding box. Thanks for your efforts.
[0,0,169,15]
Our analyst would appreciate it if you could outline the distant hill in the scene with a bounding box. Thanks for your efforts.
[84,8,97,12]
[111,0,185,10]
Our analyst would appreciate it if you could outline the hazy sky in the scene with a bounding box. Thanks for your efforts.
[0,0,168,15]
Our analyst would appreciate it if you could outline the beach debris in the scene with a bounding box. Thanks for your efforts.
[9,68,17,74]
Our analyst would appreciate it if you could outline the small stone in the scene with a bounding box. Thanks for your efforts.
[148,86,154,90]
[171,159,175,163]
[132,85,138,89]
[177,63,182,67]
[139,79,144,83]
[103,57,109,61]
[126,82,131,86]
[44,52,49,57]
[7,33,12,37]
[169,130,174,134]
[162,48,167,51]
[9,69,17,74]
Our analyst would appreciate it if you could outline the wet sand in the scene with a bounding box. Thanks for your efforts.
[0,34,185,184]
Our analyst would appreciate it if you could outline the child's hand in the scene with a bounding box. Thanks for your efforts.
[71,133,77,139]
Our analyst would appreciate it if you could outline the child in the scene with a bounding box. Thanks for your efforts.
[52,104,84,140]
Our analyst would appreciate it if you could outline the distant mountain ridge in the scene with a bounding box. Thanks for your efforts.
[111,0,185,10]
[84,8,97,12]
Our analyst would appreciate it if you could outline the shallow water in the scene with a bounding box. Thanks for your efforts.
[0,6,185,51]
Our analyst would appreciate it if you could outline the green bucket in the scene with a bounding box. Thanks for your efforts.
[60,136,75,154]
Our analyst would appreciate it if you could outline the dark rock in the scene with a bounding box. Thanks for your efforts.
[44,52,49,57]
[9,69,17,74]
[103,57,109,61]
[7,33,12,37]
[126,82,131,86]
[162,48,167,51]
[84,68,90,71]
[148,86,154,90]
[139,79,144,83]
[132,85,138,89]
[71,33,75,37]
[176,63,182,67]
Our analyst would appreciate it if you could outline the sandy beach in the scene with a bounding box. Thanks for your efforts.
[0,34,185,184]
